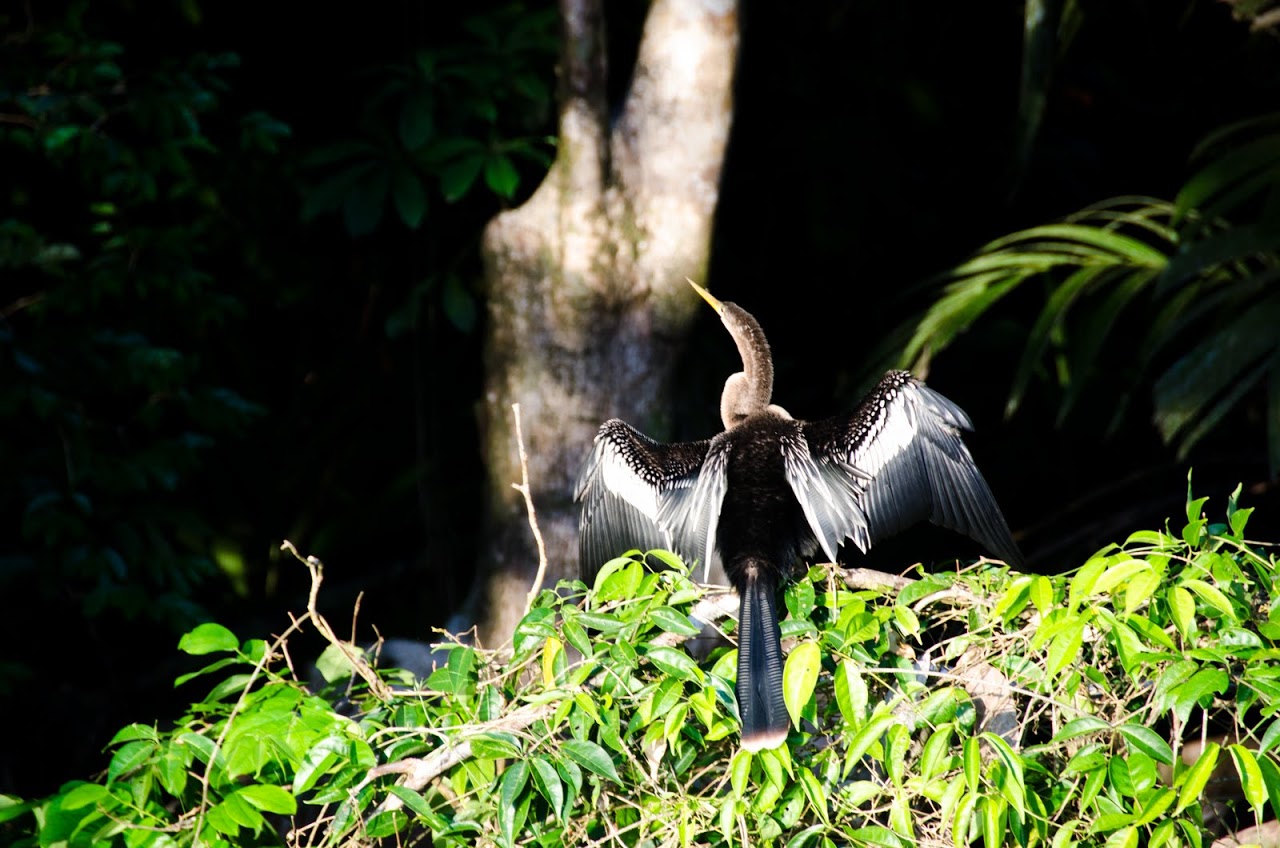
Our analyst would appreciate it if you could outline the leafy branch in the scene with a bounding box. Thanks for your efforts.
[5,476,1280,847]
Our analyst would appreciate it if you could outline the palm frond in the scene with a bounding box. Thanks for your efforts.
[898,114,1280,477]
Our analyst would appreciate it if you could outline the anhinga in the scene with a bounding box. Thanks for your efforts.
[575,281,1023,751]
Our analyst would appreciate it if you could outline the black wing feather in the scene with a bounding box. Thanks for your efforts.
[575,419,722,580]
[792,371,1023,568]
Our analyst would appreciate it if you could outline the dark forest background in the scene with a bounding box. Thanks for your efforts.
[3,0,1278,798]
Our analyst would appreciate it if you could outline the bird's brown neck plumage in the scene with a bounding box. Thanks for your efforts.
[718,302,774,428]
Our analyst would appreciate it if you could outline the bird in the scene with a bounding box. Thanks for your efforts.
[574,280,1023,752]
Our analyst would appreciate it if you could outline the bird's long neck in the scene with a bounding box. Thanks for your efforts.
[722,304,774,424]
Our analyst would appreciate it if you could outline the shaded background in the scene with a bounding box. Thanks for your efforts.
[2,0,1277,796]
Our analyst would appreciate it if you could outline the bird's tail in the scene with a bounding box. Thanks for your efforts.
[736,563,789,751]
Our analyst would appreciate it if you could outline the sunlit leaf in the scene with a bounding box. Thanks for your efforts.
[783,642,821,728]
[562,739,621,785]
[237,784,296,815]
[1117,724,1173,765]
[1229,743,1267,814]
[498,760,529,845]
[178,623,238,655]
[1174,742,1220,814]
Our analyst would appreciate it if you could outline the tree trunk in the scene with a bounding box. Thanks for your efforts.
[472,0,739,646]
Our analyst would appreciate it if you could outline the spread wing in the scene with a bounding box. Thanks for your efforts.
[575,419,730,582]
[785,371,1023,568]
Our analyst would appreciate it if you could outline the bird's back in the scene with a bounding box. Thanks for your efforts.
[716,411,813,576]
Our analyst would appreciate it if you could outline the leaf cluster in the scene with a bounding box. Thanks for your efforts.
[896,113,1280,475]
[0,1,285,655]
[5,480,1280,847]
[298,3,557,339]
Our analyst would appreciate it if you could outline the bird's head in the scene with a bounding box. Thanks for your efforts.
[687,279,774,428]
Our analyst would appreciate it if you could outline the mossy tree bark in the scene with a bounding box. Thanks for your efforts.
[473,0,739,645]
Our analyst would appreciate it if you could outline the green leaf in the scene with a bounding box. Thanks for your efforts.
[920,725,956,781]
[1154,300,1280,455]
[644,646,701,681]
[529,757,565,820]
[1134,787,1176,827]
[364,809,410,839]
[0,795,36,826]
[399,91,434,150]
[575,611,623,634]
[392,171,428,229]
[1046,619,1085,678]
[440,153,485,202]
[484,154,520,199]
[1118,724,1174,765]
[963,736,981,794]
[798,767,828,823]
[595,558,644,603]
[1257,753,1280,822]
[1167,586,1196,640]
[442,273,478,333]
[237,784,297,815]
[719,795,738,844]
[1261,719,1280,756]
[562,739,621,785]
[982,733,1026,817]
[293,736,347,794]
[1180,578,1236,620]
[1094,559,1150,594]
[217,790,265,831]
[847,709,897,764]
[470,731,523,760]
[1055,716,1112,741]
[649,606,702,636]
[314,641,364,684]
[426,645,476,695]
[844,825,910,848]
[206,799,243,836]
[107,740,154,782]
[783,642,821,728]
[60,783,111,811]
[730,749,752,799]
[343,165,390,236]
[387,786,447,829]
[1029,575,1055,615]
[1102,825,1138,848]
[1229,743,1267,813]
[178,622,238,655]
[109,724,160,745]
[498,760,530,845]
[1068,559,1106,611]
[834,659,868,725]
[1174,742,1219,814]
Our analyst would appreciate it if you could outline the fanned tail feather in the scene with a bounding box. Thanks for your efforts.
[737,565,789,751]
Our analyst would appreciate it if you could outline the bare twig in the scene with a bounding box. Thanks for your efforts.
[372,702,557,810]
[837,566,917,594]
[510,402,551,616]
[281,541,394,702]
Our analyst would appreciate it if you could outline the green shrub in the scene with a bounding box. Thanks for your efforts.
[4,478,1278,847]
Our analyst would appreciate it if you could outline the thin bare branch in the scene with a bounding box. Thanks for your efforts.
[511,402,551,617]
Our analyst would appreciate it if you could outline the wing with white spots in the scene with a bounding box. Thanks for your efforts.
[575,419,726,580]
[658,438,730,582]
[791,372,1023,568]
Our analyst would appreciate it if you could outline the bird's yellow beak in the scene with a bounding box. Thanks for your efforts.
[687,277,723,312]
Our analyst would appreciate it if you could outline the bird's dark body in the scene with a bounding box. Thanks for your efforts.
[717,413,811,581]
[714,411,815,739]
[575,282,1023,751]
